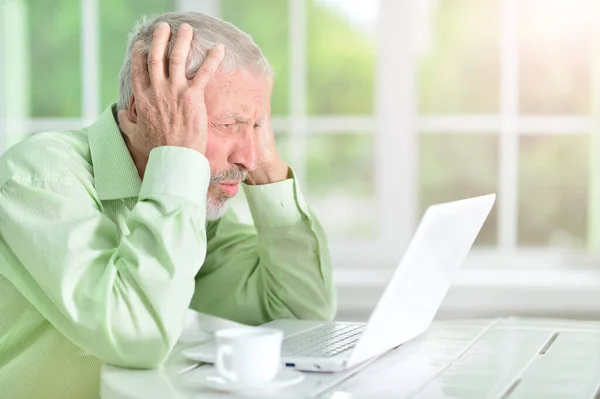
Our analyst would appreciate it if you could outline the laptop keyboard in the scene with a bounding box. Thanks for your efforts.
[282,323,365,358]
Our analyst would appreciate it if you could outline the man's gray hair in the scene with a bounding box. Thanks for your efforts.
[117,12,273,112]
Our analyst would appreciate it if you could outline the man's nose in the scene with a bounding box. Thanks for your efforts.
[233,126,258,171]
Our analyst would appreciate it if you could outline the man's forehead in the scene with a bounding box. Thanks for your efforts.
[210,69,273,92]
[205,70,272,118]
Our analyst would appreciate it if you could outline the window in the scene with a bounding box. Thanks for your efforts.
[2,0,600,318]
[418,0,600,262]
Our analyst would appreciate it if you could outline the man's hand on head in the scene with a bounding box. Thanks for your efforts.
[117,22,225,156]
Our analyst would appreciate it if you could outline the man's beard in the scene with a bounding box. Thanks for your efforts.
[206,165,248,221]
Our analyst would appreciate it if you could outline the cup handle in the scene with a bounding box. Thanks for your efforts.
[216,344,237,382]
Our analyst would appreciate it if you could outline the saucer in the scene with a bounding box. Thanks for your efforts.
[196,368,305,393]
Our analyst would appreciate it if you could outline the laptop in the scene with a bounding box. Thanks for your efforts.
[183,194,496,372]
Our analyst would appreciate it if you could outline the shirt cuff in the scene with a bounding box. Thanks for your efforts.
[243,168,311,228]
[139,146,210,205]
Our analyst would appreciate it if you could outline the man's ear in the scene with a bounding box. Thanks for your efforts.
[127,95,138,123]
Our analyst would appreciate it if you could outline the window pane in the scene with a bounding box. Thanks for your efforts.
[307,0,378,115]
[418,0,500,114]
[518,135,589,247]
[519,0,592,114]
[221,0,289,115]
[99,0,174,111]
[28,0,81,117]
[419,134,499,246]
[306,134,377,238]
[274,133,292,165]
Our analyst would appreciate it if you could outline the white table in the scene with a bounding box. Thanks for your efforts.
[101,316,600,398]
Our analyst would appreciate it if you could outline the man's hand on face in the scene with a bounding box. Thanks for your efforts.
[118,22,225,155]
[244,114,290,185]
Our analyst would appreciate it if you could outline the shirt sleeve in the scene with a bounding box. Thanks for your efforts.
[190,169,337,325]
[0,146,209,368]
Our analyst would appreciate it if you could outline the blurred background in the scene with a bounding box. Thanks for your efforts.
[1,0,599,320]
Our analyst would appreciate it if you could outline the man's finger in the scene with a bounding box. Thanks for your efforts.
[169,23,193,84]
[190,44,225,90]
[147,22,171,84]
[130,41,150,93]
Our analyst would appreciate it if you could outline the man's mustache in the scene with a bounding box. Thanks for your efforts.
[210,165,249,185]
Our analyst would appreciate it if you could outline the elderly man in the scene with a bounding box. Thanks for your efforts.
[0,12,335,398]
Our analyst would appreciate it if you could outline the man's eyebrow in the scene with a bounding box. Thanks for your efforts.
[221,113,250,124]
[220,113,267,125]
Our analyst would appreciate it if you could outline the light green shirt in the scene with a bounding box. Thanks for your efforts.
[0,106,335,398]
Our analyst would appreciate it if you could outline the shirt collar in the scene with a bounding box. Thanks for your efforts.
[87,104,142,200]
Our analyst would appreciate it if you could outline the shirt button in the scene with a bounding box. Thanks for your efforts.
[281,200,288,208]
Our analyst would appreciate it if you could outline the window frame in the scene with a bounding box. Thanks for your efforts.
[2,0,600,292]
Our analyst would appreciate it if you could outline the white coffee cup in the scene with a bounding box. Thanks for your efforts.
[214,327,283,386]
